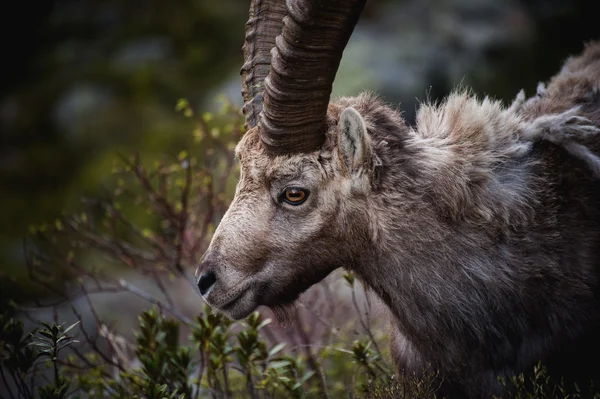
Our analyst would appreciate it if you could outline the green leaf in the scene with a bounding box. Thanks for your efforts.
[39,331,54,339]
[142,228,153,238]
[268,343,286,357]
[343,272,355,286]
[256,318,272,331]
[63,320,81,334]
[269,360,292,370]
[202,112,213,122]
[175,98,189,112]
[28,341,53,348]
[177,150,188,161]
[295,370,316,389]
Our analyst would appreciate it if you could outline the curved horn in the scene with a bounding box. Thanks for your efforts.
[260,0,367,154]
[241,0,287,131]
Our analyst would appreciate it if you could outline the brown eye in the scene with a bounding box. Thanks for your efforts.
[282,187,309,205]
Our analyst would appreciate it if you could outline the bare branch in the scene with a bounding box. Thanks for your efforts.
[117,279,193,325]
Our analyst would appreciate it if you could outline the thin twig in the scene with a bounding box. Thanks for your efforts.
[71,306,126,374]
[294,314,331,399]
[350,283,390,371]
[60,349,111,378]
[174,154,193,274]
[297,300,345,342]
[117,279,193,325]
[125,153,180,224]
[152,271,174,308]
[9,369,29,398]
[81,198,169,260]
[0,367,16,399]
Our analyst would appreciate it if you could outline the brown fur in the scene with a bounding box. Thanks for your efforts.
[197,42,600,397]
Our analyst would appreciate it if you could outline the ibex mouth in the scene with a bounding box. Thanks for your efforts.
[221,288,249,307]
[205,282,259,320]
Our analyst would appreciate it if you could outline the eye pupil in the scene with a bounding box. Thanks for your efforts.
[283,188,308,204]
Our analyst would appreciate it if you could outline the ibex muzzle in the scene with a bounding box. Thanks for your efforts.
[196,0,600,397]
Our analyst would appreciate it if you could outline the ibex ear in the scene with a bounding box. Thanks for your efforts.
[338,107,372,174]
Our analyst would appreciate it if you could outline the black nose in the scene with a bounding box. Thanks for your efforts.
[197,271,217,296]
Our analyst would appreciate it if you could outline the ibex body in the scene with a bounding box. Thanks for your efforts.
[196,1,600,397]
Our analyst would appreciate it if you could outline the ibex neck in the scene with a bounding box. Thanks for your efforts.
[351,92,543,358]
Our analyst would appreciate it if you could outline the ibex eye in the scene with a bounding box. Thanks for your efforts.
[282,187,309,205]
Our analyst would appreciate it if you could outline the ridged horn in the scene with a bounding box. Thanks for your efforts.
[241,0,287,131]
[260,0,367,154]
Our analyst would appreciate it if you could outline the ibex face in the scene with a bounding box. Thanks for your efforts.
[198,107,375,320]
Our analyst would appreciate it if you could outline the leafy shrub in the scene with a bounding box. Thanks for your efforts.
[1,299,79,399]
[1,300,395,398]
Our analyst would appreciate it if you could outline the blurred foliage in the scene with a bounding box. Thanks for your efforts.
[0,0,247,293]
[2,299,598,398]
[493,363,600,399]
[18,97,242,305]
[0,300,394,398]
[0,299,79,399]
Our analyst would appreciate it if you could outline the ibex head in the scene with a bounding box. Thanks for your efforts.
[196,0,375,320]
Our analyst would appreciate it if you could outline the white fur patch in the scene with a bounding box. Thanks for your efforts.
[415,91,531,162]
[410,91,538,224]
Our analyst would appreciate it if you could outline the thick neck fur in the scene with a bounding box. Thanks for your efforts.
[330,92,552,372]
[323,46,600,394]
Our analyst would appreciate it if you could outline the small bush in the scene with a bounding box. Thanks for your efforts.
[1,301,398,398]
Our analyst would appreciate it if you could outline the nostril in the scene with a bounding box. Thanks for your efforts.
[198,271,217,296]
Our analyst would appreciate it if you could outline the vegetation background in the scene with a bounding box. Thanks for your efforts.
[1,0,599,397]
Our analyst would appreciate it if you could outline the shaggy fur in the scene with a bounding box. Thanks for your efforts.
[197,42,600,398]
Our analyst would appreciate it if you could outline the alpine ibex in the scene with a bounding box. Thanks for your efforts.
[196,1,600,397]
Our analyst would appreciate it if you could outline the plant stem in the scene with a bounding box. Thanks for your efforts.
[222,365,231,398]
[53,338,60,386]
[196,350,206,399]
[9,370,29,398]
[350,284,390,372]
[0,367,16,399]
[246,369,257,399]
